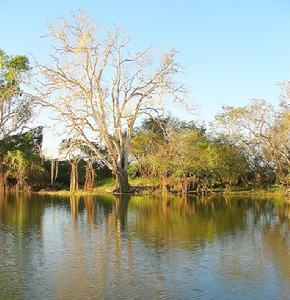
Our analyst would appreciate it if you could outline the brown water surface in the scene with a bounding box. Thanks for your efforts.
[0,193,289,299]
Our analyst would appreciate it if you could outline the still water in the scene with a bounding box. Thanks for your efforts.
[0,193,289,299]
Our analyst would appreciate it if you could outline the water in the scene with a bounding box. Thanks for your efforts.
[0,193,289,299]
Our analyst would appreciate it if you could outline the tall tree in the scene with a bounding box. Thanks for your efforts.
[0,50,31,140]
[0,50,34,190]
[36,13,185,193]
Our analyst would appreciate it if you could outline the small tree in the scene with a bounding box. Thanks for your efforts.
[2,127,43,191]
[36,13,185,193]
[213,99,290,186]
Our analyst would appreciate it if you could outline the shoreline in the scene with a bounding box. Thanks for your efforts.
[36,186,289,199]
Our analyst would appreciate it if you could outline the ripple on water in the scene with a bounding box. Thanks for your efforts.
[0,194,289,299]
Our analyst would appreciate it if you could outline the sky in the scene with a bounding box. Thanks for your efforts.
[1,0,290,156]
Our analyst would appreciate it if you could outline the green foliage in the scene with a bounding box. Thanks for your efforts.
[0,126,43,157]
[4,149,43,190]
[128,162,140,177]
[131,117,250,193]
[0,127,43,191]
[213,99,290,186]
[210,139,249,187]
[0,49,32,142]
[0,49,29,97]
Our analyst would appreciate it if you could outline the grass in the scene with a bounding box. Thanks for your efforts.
[37,177,289,198]
[37,176,159,196]
[212,186,289,197]
[37,189,101,196]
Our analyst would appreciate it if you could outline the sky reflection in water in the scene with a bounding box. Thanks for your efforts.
[0,193,289,299]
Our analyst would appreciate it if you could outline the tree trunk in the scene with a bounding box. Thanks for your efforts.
[50,160,59,186]
[70,160,79,193]
[115,170,130,194]
[50,160,55,186]
[84,160,95,192]
[0,164,7,194]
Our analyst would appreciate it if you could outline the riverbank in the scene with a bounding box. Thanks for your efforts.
[37,177,158,196]
[37,177,289,198]
[212,186,289,197]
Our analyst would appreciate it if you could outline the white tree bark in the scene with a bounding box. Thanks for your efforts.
[36,13,186,192]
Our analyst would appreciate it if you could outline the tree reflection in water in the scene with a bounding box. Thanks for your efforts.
[0,193,289,299]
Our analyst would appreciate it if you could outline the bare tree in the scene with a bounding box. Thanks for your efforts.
[213,98,290,186]
[36,13,185,193]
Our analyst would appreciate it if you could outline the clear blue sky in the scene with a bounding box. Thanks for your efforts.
[1,0,290,155]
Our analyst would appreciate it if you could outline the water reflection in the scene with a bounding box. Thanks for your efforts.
[0,193,45,299]
[0,192,44,229]
[0,193,289,299]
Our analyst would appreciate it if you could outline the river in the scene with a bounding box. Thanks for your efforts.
[0,193,289,299]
